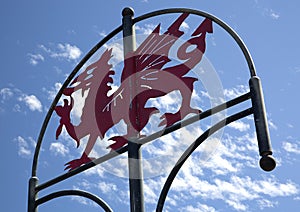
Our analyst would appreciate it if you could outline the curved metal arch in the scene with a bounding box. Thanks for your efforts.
[31,8,256,178]
[132,8,257,77]
[36,190,113,212]
[26,7,275,212]
[156,107,253,211]
[31,7,257,178]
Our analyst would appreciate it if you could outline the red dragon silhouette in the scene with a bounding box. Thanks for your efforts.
[54,13,213,171]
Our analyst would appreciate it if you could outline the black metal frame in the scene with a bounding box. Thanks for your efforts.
[28,7,276,212]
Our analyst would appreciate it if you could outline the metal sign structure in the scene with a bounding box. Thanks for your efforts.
[28,7,276,212]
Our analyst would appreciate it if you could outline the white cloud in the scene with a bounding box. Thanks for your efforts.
[181,203,216,212]
[268,119,277,130]
[63,117,299,211]
[135,24,156,35]
[98,31,107,38]
[142,128,298,210]
[70,187,90,206]
[103,42,124,66]
[0,88,13,102]
[228,120,250,132]
[257,199,278,210]
[39,43,82,62]
[97,181,117,193]
[13,104,21,112]
[282,141,300,154]
[223,85,249,99]
[14,136,36,158]
[202,152,239,175]
[1,86,45,113]
[143,178,164,204]
[49,142,69,156]
[28,53,44,66]
[264,8,280,20]
[44,82,62,102]
[52,43,82,60]
[169,173,298,211]
[145,90,182,114]
[18,94,43,112]
[179,21,190,33]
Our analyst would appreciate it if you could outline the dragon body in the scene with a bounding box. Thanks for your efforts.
[54,13,213,171]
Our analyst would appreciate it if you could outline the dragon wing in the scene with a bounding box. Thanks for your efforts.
[121,13,213,82]
[120,13,190,82]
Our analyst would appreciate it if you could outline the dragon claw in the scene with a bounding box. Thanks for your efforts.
[159,109,202,127]
[64,153,95,171]
[107,136,128,150]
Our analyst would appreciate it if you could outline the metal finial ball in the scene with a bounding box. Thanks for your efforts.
[122,7,134,16]
[259,155,276,172]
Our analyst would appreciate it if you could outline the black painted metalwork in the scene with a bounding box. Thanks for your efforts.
[156,108,253,211]
[36,190,113,212]
[28,7,276,212]
[122,8,145,212]
[249,76,276,171]
[35,92,252,192]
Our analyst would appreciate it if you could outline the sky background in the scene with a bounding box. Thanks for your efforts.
[1,0,300,211]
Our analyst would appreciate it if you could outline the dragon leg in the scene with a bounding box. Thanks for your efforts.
[159,77,201,127]
[64,134,97,171]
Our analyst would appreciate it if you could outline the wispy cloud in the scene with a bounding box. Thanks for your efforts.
[140,129,298,211]
[135,24,157,35]
[98,31,107,38]
[49,142,69,156]
[180,21,190,33]
[170,173,298,211]
[45,41,298,211]
[282,141,300,154]
[43,82,62,102]
[228,120,250,132]
[72,179,126,207]
[33,43,82,63]
[63,111,299,211]
[97,181,117,193]
[18,94,43,112]
[224,85,249,99]
[1,86,44,113]
[0,88,14,103]
[253,1,280,20]
[181,203,216,212]
[51,43,82,61]
[268,119,278,130]
[257,199,278,210]
[28,53,44,66]
[264,8,280,20]
[14,136,36,158]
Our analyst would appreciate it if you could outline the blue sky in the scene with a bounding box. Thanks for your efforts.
[1,0,300,211]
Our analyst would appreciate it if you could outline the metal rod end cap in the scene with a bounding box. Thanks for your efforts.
[122,7,134,17]
[259,155,276,172]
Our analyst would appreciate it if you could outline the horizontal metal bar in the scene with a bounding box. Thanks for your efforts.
[137,92,251,145]
[36,92,251,192]
[32,8,257,179]
[36,146,127,192]
[36,190,112,212]
[156,107,253,211]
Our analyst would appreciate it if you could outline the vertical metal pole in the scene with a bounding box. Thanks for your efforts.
[249,76,276,171]
[28,177,38,212]
[122,7,145,212]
